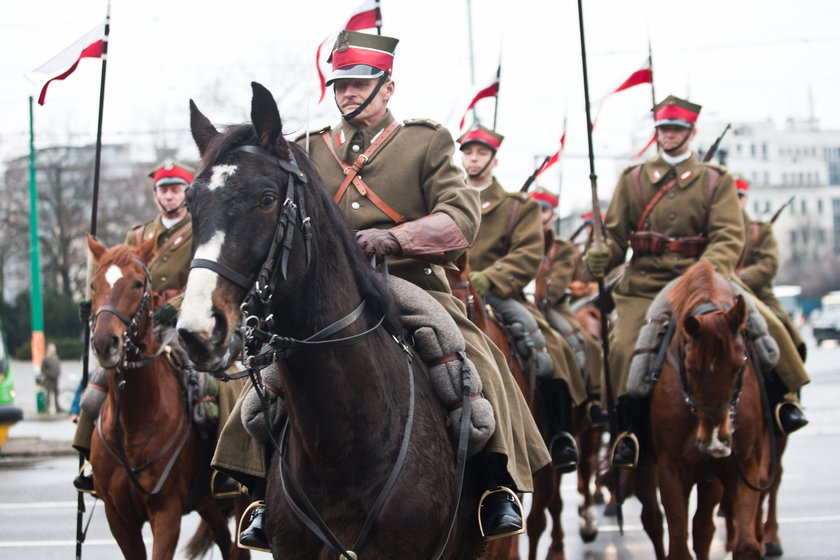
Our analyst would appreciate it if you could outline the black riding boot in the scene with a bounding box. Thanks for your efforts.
[767,371,809,435]
[73,463,95,493]
[542,379,579,473]
[238,478,270,552]
[477,454,524,540]
[610,396,640,468]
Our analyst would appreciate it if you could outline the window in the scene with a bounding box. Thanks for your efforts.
[765,201,771,214]
[833,199,840,254]
[764,171,769,185]
[762,143,768,159]
[790,230,797,245]
[753,201,761,215]
[801,199,807,214]
[819,199,824,214]
[750,144,756,157]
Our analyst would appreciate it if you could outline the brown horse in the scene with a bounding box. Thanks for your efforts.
[649,261,771,559]
[86,234,246,560]
[178,83,484,559]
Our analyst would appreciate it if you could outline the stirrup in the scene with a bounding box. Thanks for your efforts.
[211,470,242,499]
[73,462,97,497]
[774,401,808,435]
[237,500,269,552]
[610,431,639,468]
[477,487,525,540]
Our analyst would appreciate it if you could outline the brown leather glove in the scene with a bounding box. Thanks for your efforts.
[355,228,402,258]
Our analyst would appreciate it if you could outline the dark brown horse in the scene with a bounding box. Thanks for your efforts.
[87,234,246,560]
[649,261,771,559]
[177,82,484,559]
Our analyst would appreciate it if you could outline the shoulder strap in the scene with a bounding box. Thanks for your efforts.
[133,226,144,247]
[501,198,522,254]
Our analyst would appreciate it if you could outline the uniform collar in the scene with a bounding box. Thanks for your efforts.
[335,110,396,162]
[645,152,701,188]
[478,178,508,214]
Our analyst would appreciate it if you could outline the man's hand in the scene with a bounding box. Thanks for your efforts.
[583,247,610,277]
[78,299,92,323]
[153,303,178,326]
[469,271,492,295]
[355,229,402,258]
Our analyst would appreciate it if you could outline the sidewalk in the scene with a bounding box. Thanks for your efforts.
[1,414,77,458]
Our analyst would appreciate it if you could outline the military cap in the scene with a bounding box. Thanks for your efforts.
[530,187,559,209]
[326,30,399,85]
[735,177,750,195]
[457,122,504,151]
[148,159,194,189]
[653,95,701,128]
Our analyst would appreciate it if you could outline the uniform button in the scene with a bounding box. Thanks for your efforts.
[639,270,646,276]
[351,201,360,209]
[161,276,167,282]
[423,267,432,275]
[161,256,168,262]
[668,213,676,220]
[673,256,679,261]
[495,264,502,270]
[351,144,360,153]
[667,192,676,198]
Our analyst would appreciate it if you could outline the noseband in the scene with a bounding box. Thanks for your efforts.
[92,258,154,367]
[668,301,748,422]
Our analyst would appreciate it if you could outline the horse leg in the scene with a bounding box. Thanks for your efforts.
[725,475,764,560]
[692,477,723,560]
[526,466,551,560]
[576,427,598,544]
[195,501,236,560]
[634,462,665,560]
[148,505,184,560]
[102,501,147,560]
[545,470,565,560]
[764,435,787,557]
[656,460,692,560]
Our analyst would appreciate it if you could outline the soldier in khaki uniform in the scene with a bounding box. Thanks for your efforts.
[530,188,608,429]
[457,125,585,472]
[584,96,809,468]
[73,161,240,498]
[229,30,550,548]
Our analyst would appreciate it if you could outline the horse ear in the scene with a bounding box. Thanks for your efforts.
[250,82,288,156]
[190,99,220,157]
[137,234,158,266]
[87,233,107,263]
[728,295,748,332]
[684,315,702,338]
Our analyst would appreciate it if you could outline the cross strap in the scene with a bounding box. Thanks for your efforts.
[320,121,405,224]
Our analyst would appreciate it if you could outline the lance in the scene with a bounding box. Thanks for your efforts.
[520,155,551,193]
[575,0,624,534]
[770,195,795,224]
[702,123,731,163]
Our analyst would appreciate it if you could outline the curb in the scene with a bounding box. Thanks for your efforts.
[0,436,76,459]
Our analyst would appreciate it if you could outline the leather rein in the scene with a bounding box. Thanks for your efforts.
[92,257,191,495]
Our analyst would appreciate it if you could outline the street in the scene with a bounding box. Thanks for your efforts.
[1,328,838,559]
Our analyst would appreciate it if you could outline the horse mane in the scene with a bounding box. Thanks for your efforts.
[202,123,401,335]
[668,261,718,322]
[95,244,141,271]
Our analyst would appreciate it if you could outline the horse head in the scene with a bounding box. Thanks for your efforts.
[670,262,749,459]
[87,234,156,369]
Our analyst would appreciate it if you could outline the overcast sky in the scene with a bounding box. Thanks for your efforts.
[2,0,838,216]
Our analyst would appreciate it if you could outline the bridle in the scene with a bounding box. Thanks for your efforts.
[667,301,748,424]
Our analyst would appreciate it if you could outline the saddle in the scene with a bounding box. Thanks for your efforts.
[627,277,780,398]
[544,308,588,377]
[483,293,553,379]
[241,276,496,456]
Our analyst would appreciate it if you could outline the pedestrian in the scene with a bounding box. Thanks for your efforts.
[40,343,63,414]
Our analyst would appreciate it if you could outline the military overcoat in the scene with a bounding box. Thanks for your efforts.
[126,214,193,307]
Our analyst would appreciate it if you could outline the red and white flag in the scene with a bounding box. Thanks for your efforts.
[591,59,653,130]
[535,128,567,179]
[458,66,500,130]
[315,0,382,103]
[29,21,107,106]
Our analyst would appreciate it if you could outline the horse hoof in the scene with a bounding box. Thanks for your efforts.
[580,528,598,543]
[603,504,617,517]
[765,542,783,557]
[593,491,605,505]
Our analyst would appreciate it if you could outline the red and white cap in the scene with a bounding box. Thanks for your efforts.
[326,30,399,85]
[457,123,504,151]
[735,177,750,195]
[530,187,559,209]
[148,159,194,188]
[653,95,702,128]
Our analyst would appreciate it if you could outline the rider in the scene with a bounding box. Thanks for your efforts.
[221,30,550,550]
[458,125,584,472]
[583,95,809,468]
[735,177,807,361]
[529,187,609,429]
[73,160,240,498]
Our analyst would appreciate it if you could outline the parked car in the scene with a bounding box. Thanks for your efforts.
[812,308,840,346]
[0,320,23,447]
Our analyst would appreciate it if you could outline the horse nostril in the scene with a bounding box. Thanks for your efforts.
[209,309,227,345]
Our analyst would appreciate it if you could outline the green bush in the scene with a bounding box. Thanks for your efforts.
[13,337,84,360]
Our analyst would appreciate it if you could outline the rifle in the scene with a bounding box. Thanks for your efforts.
[520,155,551,193]
[702,123,731,163]
[770,195,795,224]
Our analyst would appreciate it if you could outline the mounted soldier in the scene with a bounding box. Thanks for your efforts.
[530,187,608,429]
[214,30,551,551]
[73,160,240,498]
[458,125,585,472]
[583,95,809,468]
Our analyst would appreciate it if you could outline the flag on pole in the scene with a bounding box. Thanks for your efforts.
[28,21,107,106]
[458,65,500,130]
[315,0,382,103]
[535,129,567,179]
[591,59,653,130]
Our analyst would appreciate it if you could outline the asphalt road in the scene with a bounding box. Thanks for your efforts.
[1,327,838,559]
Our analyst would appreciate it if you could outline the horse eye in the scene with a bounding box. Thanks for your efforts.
[133,279,143,289]
[259,193,278,208]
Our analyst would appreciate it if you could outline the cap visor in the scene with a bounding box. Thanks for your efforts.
[155,177,190,187]
[654,118,693,128]
[326,65,385,85]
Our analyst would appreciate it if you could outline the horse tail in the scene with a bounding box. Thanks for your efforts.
[183,519,214,559]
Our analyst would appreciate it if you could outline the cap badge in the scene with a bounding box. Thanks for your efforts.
[336,30,351,52]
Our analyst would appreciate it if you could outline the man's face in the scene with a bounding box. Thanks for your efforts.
[540,206,556,229]
[153,183,187,217]
[656,124,696,156]
[461,143,497,179]
[333,77,394,128]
